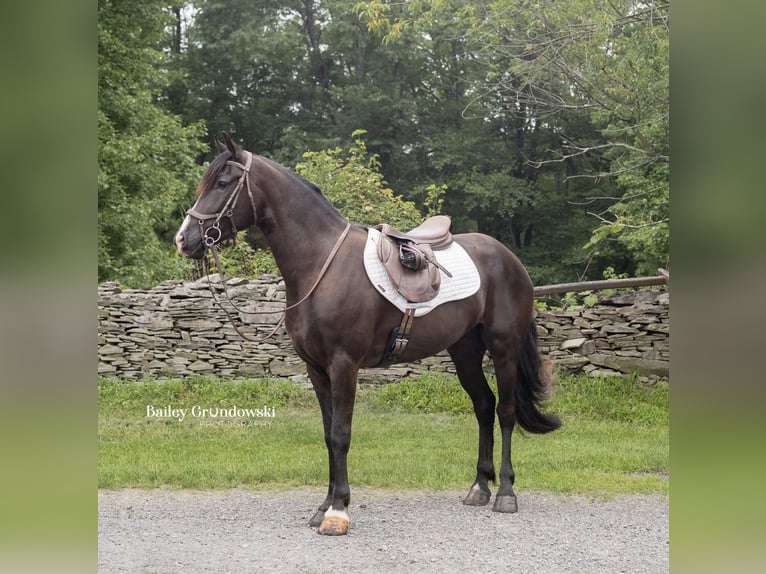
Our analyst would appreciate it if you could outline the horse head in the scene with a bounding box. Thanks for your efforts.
[175,133,257,259]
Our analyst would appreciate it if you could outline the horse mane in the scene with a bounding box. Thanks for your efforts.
[197,151,326,199]
[259,156,325,197]
[196,151,233,197]
[259,156,345,220]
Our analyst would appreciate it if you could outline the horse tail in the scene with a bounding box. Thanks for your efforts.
[514,319,562,434]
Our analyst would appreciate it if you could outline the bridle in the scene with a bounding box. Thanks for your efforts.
[186,151,256,248]
[185,149,351,342]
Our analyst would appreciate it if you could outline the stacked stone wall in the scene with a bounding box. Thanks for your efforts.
[98,276,668,383]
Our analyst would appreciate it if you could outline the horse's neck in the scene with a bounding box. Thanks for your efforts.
[254,159,348,299]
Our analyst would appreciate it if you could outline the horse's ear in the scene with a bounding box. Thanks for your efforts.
[222,132,241,157]
[214,136,226,154]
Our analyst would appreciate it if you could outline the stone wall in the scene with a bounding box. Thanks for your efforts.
[536,289,669,380]
[98,276,669,383]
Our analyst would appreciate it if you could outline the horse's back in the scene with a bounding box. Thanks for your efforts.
[453,232,533,292]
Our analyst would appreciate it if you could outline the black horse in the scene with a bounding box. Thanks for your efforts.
[175,135,560,535]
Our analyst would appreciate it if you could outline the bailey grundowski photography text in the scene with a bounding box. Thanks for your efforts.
[145,404,276,425]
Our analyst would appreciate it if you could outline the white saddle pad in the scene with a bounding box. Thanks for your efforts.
[363,227,481,317]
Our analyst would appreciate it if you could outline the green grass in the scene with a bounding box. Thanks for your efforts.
[98,373,668,495]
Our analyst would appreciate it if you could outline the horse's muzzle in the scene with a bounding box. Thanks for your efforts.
[175,229,206,259]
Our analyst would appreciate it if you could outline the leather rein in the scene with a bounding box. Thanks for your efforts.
[188,150,351,342]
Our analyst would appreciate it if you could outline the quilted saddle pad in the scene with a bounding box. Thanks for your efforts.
[362,227,481,317]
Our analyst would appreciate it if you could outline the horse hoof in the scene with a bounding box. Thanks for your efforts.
[463,483,491,506]
[492,494,518,513]
[317,508,349,536]
[309,510,325,528]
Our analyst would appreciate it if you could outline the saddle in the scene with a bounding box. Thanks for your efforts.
[374,215,454,303]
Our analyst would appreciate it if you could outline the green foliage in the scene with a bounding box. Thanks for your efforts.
[554,266,633,310]
[212,231,280,279]
[356,0,669,279]
[551,373,668,427]
[97,0,668,289]
[295,130,426,229]
[363,373,473,415]
[558,290,599,311]
[421,183,447,217]
[98,375,317,414]
[492,0,670,274]
[98,0,207,288]
[172,0,312,155]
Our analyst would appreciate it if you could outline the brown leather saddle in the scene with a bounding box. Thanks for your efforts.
[374,215,454,303]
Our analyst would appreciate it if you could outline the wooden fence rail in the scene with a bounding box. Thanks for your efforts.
[533,269,669,297]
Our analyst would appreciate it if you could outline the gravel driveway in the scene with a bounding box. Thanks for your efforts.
[98,487,668,573]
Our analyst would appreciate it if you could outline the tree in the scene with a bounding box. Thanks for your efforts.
[296,130,425,228]
[172,0,334,162]
[98,0,207,287]
[105,0,666,288]
[356,0,669,275]
[475,0,669,274]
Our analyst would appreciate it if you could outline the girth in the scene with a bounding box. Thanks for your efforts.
[376,309,416,368]
[372,216,455,368]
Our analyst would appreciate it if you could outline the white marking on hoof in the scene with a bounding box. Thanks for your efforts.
[317,506,350,536]
[468,484,482,496]
[323,506,349,521]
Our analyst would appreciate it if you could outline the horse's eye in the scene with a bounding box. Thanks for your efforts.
[216,178,231,190]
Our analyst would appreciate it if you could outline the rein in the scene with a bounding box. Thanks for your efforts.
[203,223,350,342]
[190,151,351,342]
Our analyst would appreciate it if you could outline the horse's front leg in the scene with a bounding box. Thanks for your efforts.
[315,358,358,536]
[306,365,335,527]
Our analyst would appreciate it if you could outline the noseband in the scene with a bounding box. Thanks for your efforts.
[186,151,255,248]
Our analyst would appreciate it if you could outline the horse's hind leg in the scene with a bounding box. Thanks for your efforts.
[483,332,523,513]
[448,328,496,506]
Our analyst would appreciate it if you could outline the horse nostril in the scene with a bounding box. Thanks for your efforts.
[175,232,187,255]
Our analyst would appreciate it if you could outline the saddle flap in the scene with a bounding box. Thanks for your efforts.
[377,236,441,303]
